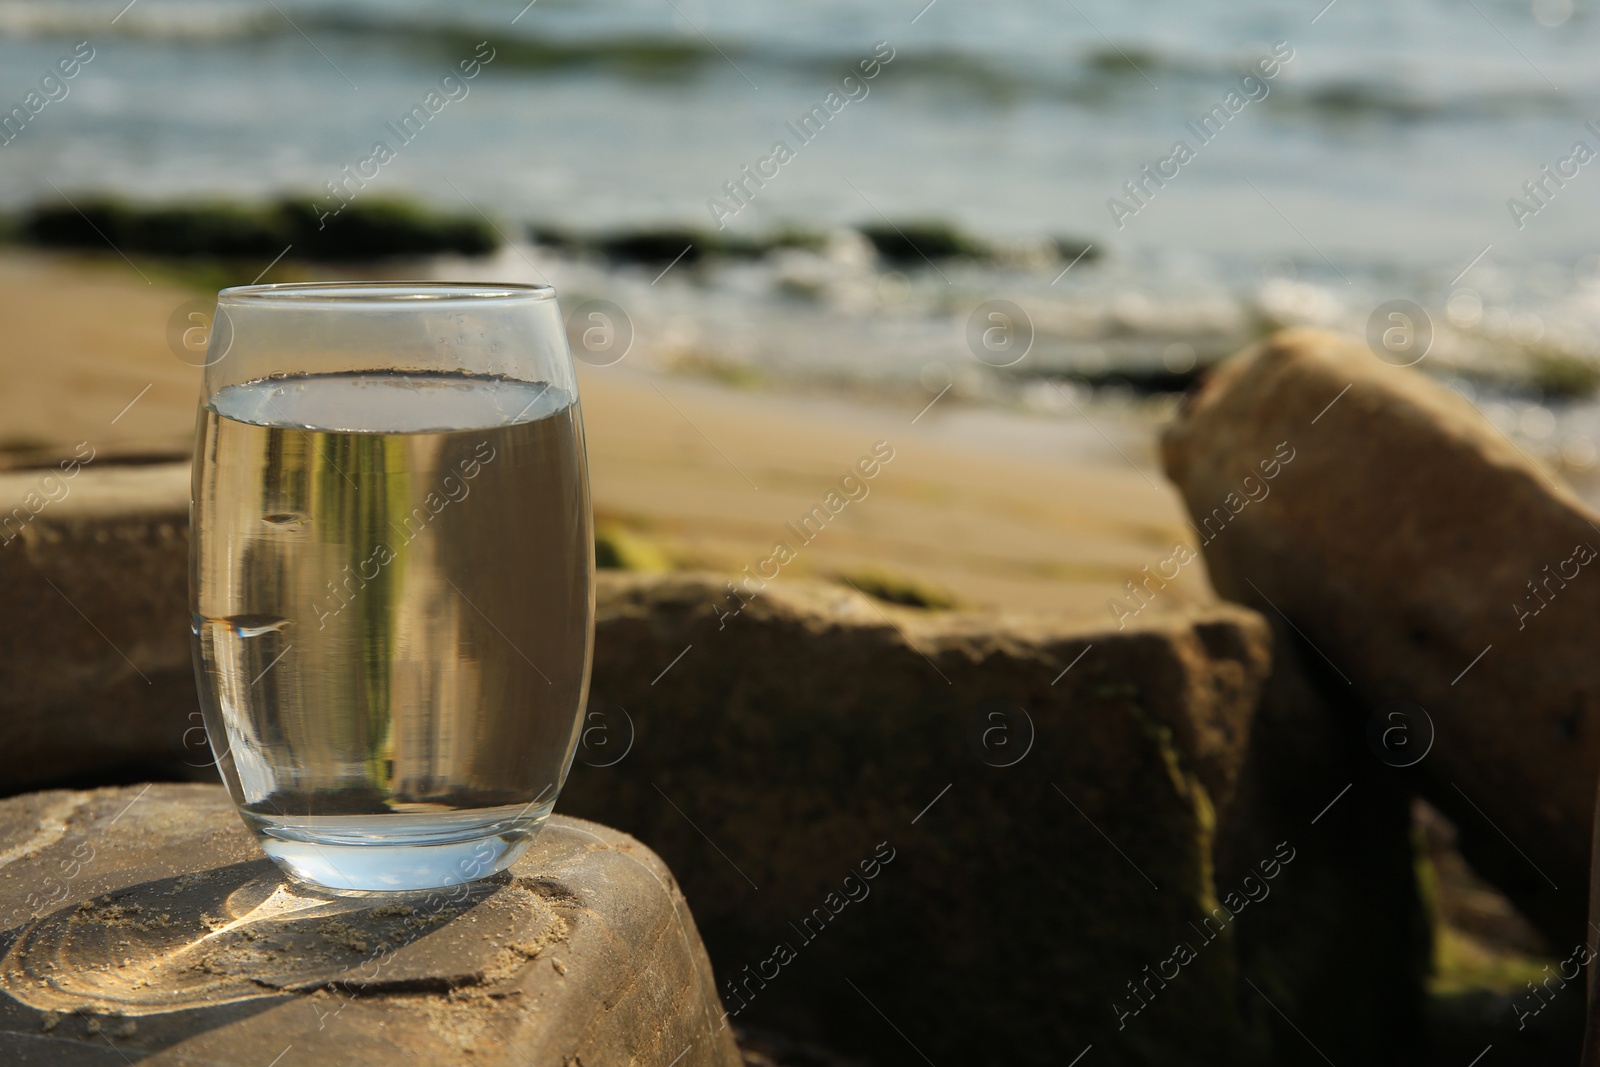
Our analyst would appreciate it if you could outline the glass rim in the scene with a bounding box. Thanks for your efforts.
[216,281,556,306]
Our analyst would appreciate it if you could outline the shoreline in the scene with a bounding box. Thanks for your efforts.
[0,247,1209,617]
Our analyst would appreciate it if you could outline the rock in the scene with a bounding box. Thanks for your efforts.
[1161,327,1598,948]
[0,460,195,793]
[1421,792,1583,1065]
[0,784,741,1066]
[0,450,1446,1063]
[560,571,1278,1065]
[1214,621,1432,1066]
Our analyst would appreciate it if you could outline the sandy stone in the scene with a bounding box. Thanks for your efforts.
[0,784,740,1066]
[0,447,1443,1063]
[1214,621,1431,1065]
[1162,327,1599,947]
[561,572,1276,1064]
[0,460,193,793]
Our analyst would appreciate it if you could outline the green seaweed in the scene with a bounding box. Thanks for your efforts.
[857,220,989,263]
[11,195,498,262]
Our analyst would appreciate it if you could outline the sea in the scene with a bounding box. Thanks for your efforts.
[4,0,1600,480]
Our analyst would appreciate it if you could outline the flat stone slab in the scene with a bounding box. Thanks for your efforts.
[0,461,193,793]
[563,572,1279,1065]
[0,784,741,1066]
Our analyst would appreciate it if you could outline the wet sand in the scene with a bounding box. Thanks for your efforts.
[0,250,1213,618]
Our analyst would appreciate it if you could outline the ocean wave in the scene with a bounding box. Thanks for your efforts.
[0,2,1153,95]
[0,1,280,42]
[0,2,764,80]
[1272,79,1569,123]
[0,2,1579,123]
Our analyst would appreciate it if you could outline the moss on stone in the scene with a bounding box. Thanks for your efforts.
[594,523,673,572]
[835,567,959,608]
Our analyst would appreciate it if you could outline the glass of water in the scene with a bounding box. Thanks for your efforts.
[190,282,594,893]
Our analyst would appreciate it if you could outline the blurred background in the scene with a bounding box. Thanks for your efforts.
[2,0,1598,1062]
[9,0,1600,617]
[5,0,1600,614]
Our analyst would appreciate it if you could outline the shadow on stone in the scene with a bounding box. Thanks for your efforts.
[1,860,518,1016]
[0,786,741,1065]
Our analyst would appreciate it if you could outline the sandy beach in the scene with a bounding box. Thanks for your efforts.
[0,249,1213,618]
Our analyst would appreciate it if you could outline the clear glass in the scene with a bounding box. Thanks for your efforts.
[189,282,594,893]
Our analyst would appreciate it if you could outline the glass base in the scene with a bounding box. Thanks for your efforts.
[240,801,554,893]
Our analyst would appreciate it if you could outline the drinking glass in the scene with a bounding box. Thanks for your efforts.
[189,282,594,893]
